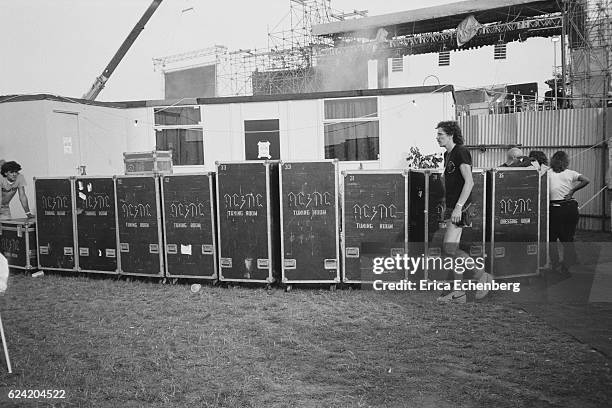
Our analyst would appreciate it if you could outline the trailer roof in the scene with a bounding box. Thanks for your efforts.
[0,85,455,108]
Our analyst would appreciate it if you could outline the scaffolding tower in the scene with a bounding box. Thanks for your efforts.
[567,0,612,108]
[151,0,368,96]
[253,0,338,95]
[154,0,366,97]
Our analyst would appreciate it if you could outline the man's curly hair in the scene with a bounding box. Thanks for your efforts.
[436,121,464,145]
[550,151,569,173]
[528,150,548,166]
[1,161,22,177]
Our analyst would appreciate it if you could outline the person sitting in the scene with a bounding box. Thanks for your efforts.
[0,161,34,220]
[500,147,530,167]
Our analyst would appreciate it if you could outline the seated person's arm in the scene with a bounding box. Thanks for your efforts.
[18,186,34,218]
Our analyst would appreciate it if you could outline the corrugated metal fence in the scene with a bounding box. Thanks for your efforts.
[459,108,611,231]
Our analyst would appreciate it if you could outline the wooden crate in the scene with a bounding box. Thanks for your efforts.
[123,151,173,175]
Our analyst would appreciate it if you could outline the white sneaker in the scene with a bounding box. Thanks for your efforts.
[437,290,466,303]
[475,272,492,300]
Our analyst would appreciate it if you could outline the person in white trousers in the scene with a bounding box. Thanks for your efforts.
[0,253,11,373]
[0,253,7,294]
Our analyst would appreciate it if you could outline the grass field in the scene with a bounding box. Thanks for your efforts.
[0,272,610,408]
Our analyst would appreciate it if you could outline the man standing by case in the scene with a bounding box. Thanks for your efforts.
[434,121,490,303]
[0,161,34,220]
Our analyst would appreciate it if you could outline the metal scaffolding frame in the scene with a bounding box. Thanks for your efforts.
[152,45,228,72]
[152,0,367,96]
[319,13,563,57]
[254,0,338,95]
[567,0,612,108]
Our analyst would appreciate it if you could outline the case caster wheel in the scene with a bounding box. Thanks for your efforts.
[265,283,272,291]
[171,278,178,285]
[285,285,293,292]
[330,284,337,292]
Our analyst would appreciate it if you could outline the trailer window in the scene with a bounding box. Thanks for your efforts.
[324,98,379,161]
[154,107,201,126]
[156,129,203,166]
[153,106,204,165]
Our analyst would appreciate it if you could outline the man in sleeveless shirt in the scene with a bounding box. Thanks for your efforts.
[435,122,490,303]
[0,161,34,220]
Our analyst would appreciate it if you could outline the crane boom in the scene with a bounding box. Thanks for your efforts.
[83,0,164,100]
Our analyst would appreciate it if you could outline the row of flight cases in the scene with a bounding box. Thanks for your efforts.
[0,161,548,288]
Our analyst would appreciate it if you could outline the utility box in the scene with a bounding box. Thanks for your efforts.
[487,168,542,278]
[0,219,37,272]
[216,161,280,284]
[409,169,487,280]
[279,160,340,287]
[74,176,119,274]
[123,151,173,175]
[34,177,77,271]
[161,173,217,279]
[115,175,164,277]
[342,170,409,284]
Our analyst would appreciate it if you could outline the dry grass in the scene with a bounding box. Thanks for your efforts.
[0,273,610,407]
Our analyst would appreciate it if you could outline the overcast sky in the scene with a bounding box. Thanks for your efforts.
[0,0,455,101]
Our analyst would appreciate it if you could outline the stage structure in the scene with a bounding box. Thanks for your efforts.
[152,0,610,102]
[152,0,367,96]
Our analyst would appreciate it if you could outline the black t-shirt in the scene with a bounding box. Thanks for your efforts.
[443,144,472,208]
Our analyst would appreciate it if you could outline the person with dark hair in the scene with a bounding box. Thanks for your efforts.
[435,121,464,145]
[0,160,34,220]
[548,150,589,278]
[528,150,549,174]
[435,121,490,303]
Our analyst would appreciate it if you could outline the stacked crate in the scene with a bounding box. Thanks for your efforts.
[161,173,217,280]
[341,170,409,284]
[0,219,37,272]
[216,161,280,284]
[279,160,340,289]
